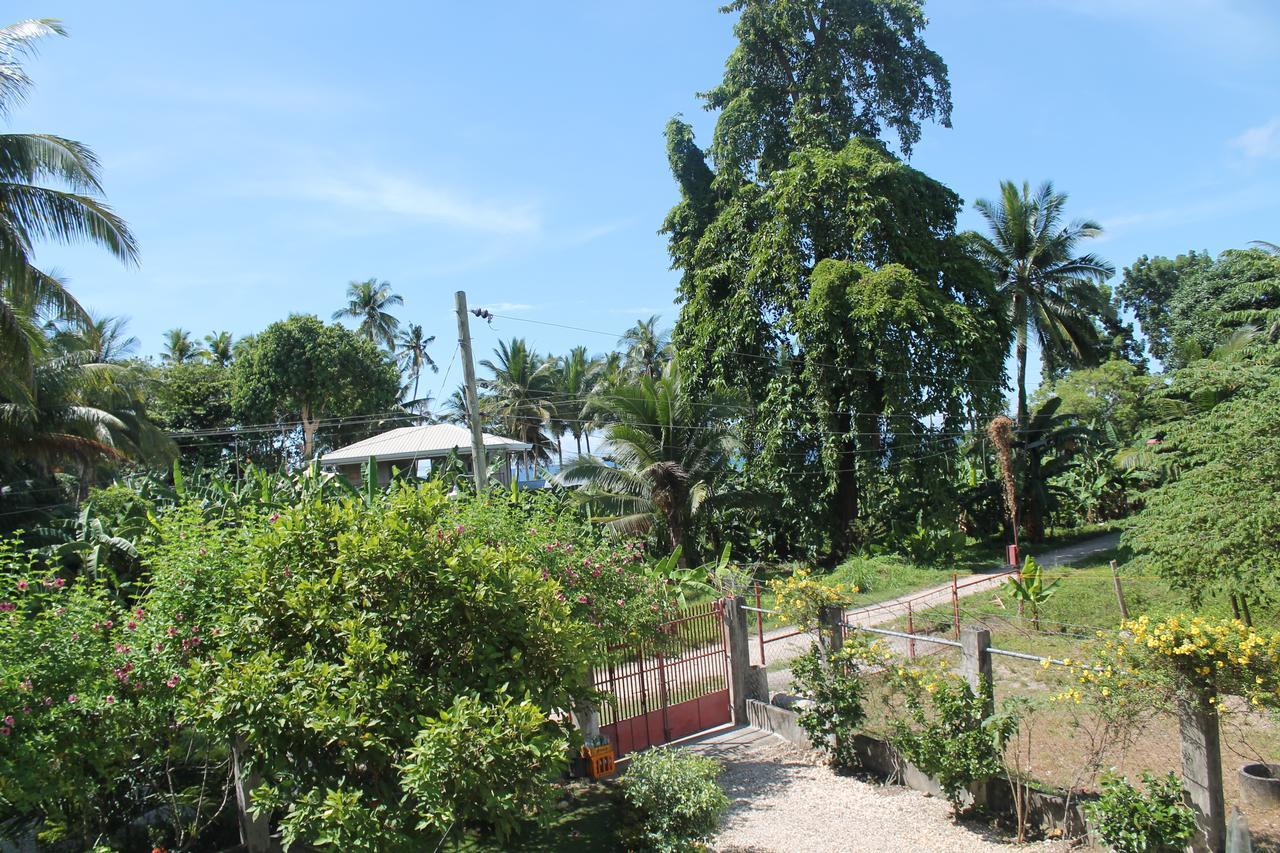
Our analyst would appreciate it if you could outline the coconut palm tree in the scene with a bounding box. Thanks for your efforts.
[54,312,137,364]
[161,328,204,365]
[554,346,601,458]
[619,315,672,381]
[204,331,234,367]
[0,20,138,395]
[480,338,555,471]
[971,181,1114,426]
[0,349,173,499]
[559,360,745,566]
[333,278,402,349]
[396,323,437,406]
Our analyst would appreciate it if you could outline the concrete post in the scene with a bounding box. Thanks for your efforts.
[1179,691,1226,852]
[232,737,271,853]
[722,596,751,725]
[961,626,994,718]
[819,604,845,657]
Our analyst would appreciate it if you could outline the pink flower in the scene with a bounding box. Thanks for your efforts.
[127,621,137,630]
[3,715,13,726]
[54,578,65,588]
[1146,438,1161,446]
[617,599,625,607]
[103,620,113,629]
[21,707,30,715]
[555,592,567,602]
[67,694,78,704]
[190,626,199,634]
[165,675,180,688]
[0,602,13,612]
[42,697,53,707]
[16,580,28,592]
[269,513,280,523]
[135,608,144,619]
[104,695,115,705]
[19,679,31,691]
[71,632,80,641]
[174,612,184,622]
[0,727,9,736]
[167,627,178,638]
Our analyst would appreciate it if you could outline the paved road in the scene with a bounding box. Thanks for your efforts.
[753,533,1121,673]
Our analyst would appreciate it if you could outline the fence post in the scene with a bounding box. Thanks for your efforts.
[952,574,961,640]
[960,626,994,718]
[1109,560,1130,621]
[819,604,845,657]
[754,581,766,666]
[722,596,751,725]
[232,737,271,853]
[1178,691,1226,852]
[906,601,917,660]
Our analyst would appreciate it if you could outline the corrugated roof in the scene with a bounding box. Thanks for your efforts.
[320,424,531,466]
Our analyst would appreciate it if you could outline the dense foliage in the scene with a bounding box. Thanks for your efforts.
[1086,773,1196,853]
[621,747,729,852]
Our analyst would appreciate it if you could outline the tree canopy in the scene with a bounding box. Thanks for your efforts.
[231,315,400,459]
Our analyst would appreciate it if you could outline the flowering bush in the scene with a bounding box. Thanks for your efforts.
[0,509,248,849]
[450,489,686,647]
[1060,615,1280,712]
[791,639,886,768]
[769,568,854,636]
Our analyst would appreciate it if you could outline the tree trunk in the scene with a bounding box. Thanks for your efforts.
[1015,327,1029,428]
[301,402,318,459]
[585,431,592,454]
[830,408,860,561]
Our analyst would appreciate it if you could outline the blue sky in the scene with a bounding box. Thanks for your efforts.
[11,1,1280,401]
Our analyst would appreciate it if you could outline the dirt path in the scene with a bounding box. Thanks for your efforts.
[680,725,1065,853]
[755,533,1121,679]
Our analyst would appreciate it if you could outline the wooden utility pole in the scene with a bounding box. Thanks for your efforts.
[455,291,488,492]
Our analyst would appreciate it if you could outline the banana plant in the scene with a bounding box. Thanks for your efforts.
[1005,556,1060,630]
[35,503,143,592]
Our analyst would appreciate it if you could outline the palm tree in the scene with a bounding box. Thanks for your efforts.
[619,315,672,381]
[480,338,555,473]
[161,328,204,365]
[555,346,600,457]
[204,331,234,367]
[0,349,173,499]
[972,181,1114,426]
[333,278,402,349]
[54,312,137,363]
[0,20,138,395]
[559,360,745,566]
[396,323,437,406]
[440,384,471,426]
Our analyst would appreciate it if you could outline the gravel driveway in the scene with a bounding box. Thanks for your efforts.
[682,726,1067,853]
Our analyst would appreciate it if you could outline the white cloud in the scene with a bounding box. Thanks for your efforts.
[1231,118,1280,160]
[289,170,541,235]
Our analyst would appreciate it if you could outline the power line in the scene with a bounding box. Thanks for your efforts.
[484,312,1009,388]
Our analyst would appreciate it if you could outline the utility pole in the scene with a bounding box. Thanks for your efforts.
[455,291,488,492]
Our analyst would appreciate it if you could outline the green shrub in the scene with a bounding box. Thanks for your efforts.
[1086,772,1195,853]
[888,671,1002,813]
[622,747,728,851]
[897,513,967,565]
[791,644,869,768]
[195,483,594,850]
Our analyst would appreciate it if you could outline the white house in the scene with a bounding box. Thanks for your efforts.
[320,423,531,487]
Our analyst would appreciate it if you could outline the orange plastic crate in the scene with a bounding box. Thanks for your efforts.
[582,743,615,778]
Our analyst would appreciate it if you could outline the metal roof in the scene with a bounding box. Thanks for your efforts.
[320,424,531,466]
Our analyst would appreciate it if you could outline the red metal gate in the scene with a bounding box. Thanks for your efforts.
[593,600,731,756]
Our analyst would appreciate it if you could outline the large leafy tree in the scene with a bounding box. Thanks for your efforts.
[560,361,745,565]
[333,277,403,349]
[231,315,401,458]
[663,1,994,559]
[1124,372,1280,618]
[0,19,137,396]
[1166,248,1280,364]
[1116,250,1213,364]
[971,180,1114,427]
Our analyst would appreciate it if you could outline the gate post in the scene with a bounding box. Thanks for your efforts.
[1178,690,1226,852]
[819,604,845,657]
[722,596,751,725]
[960,625,994,718]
